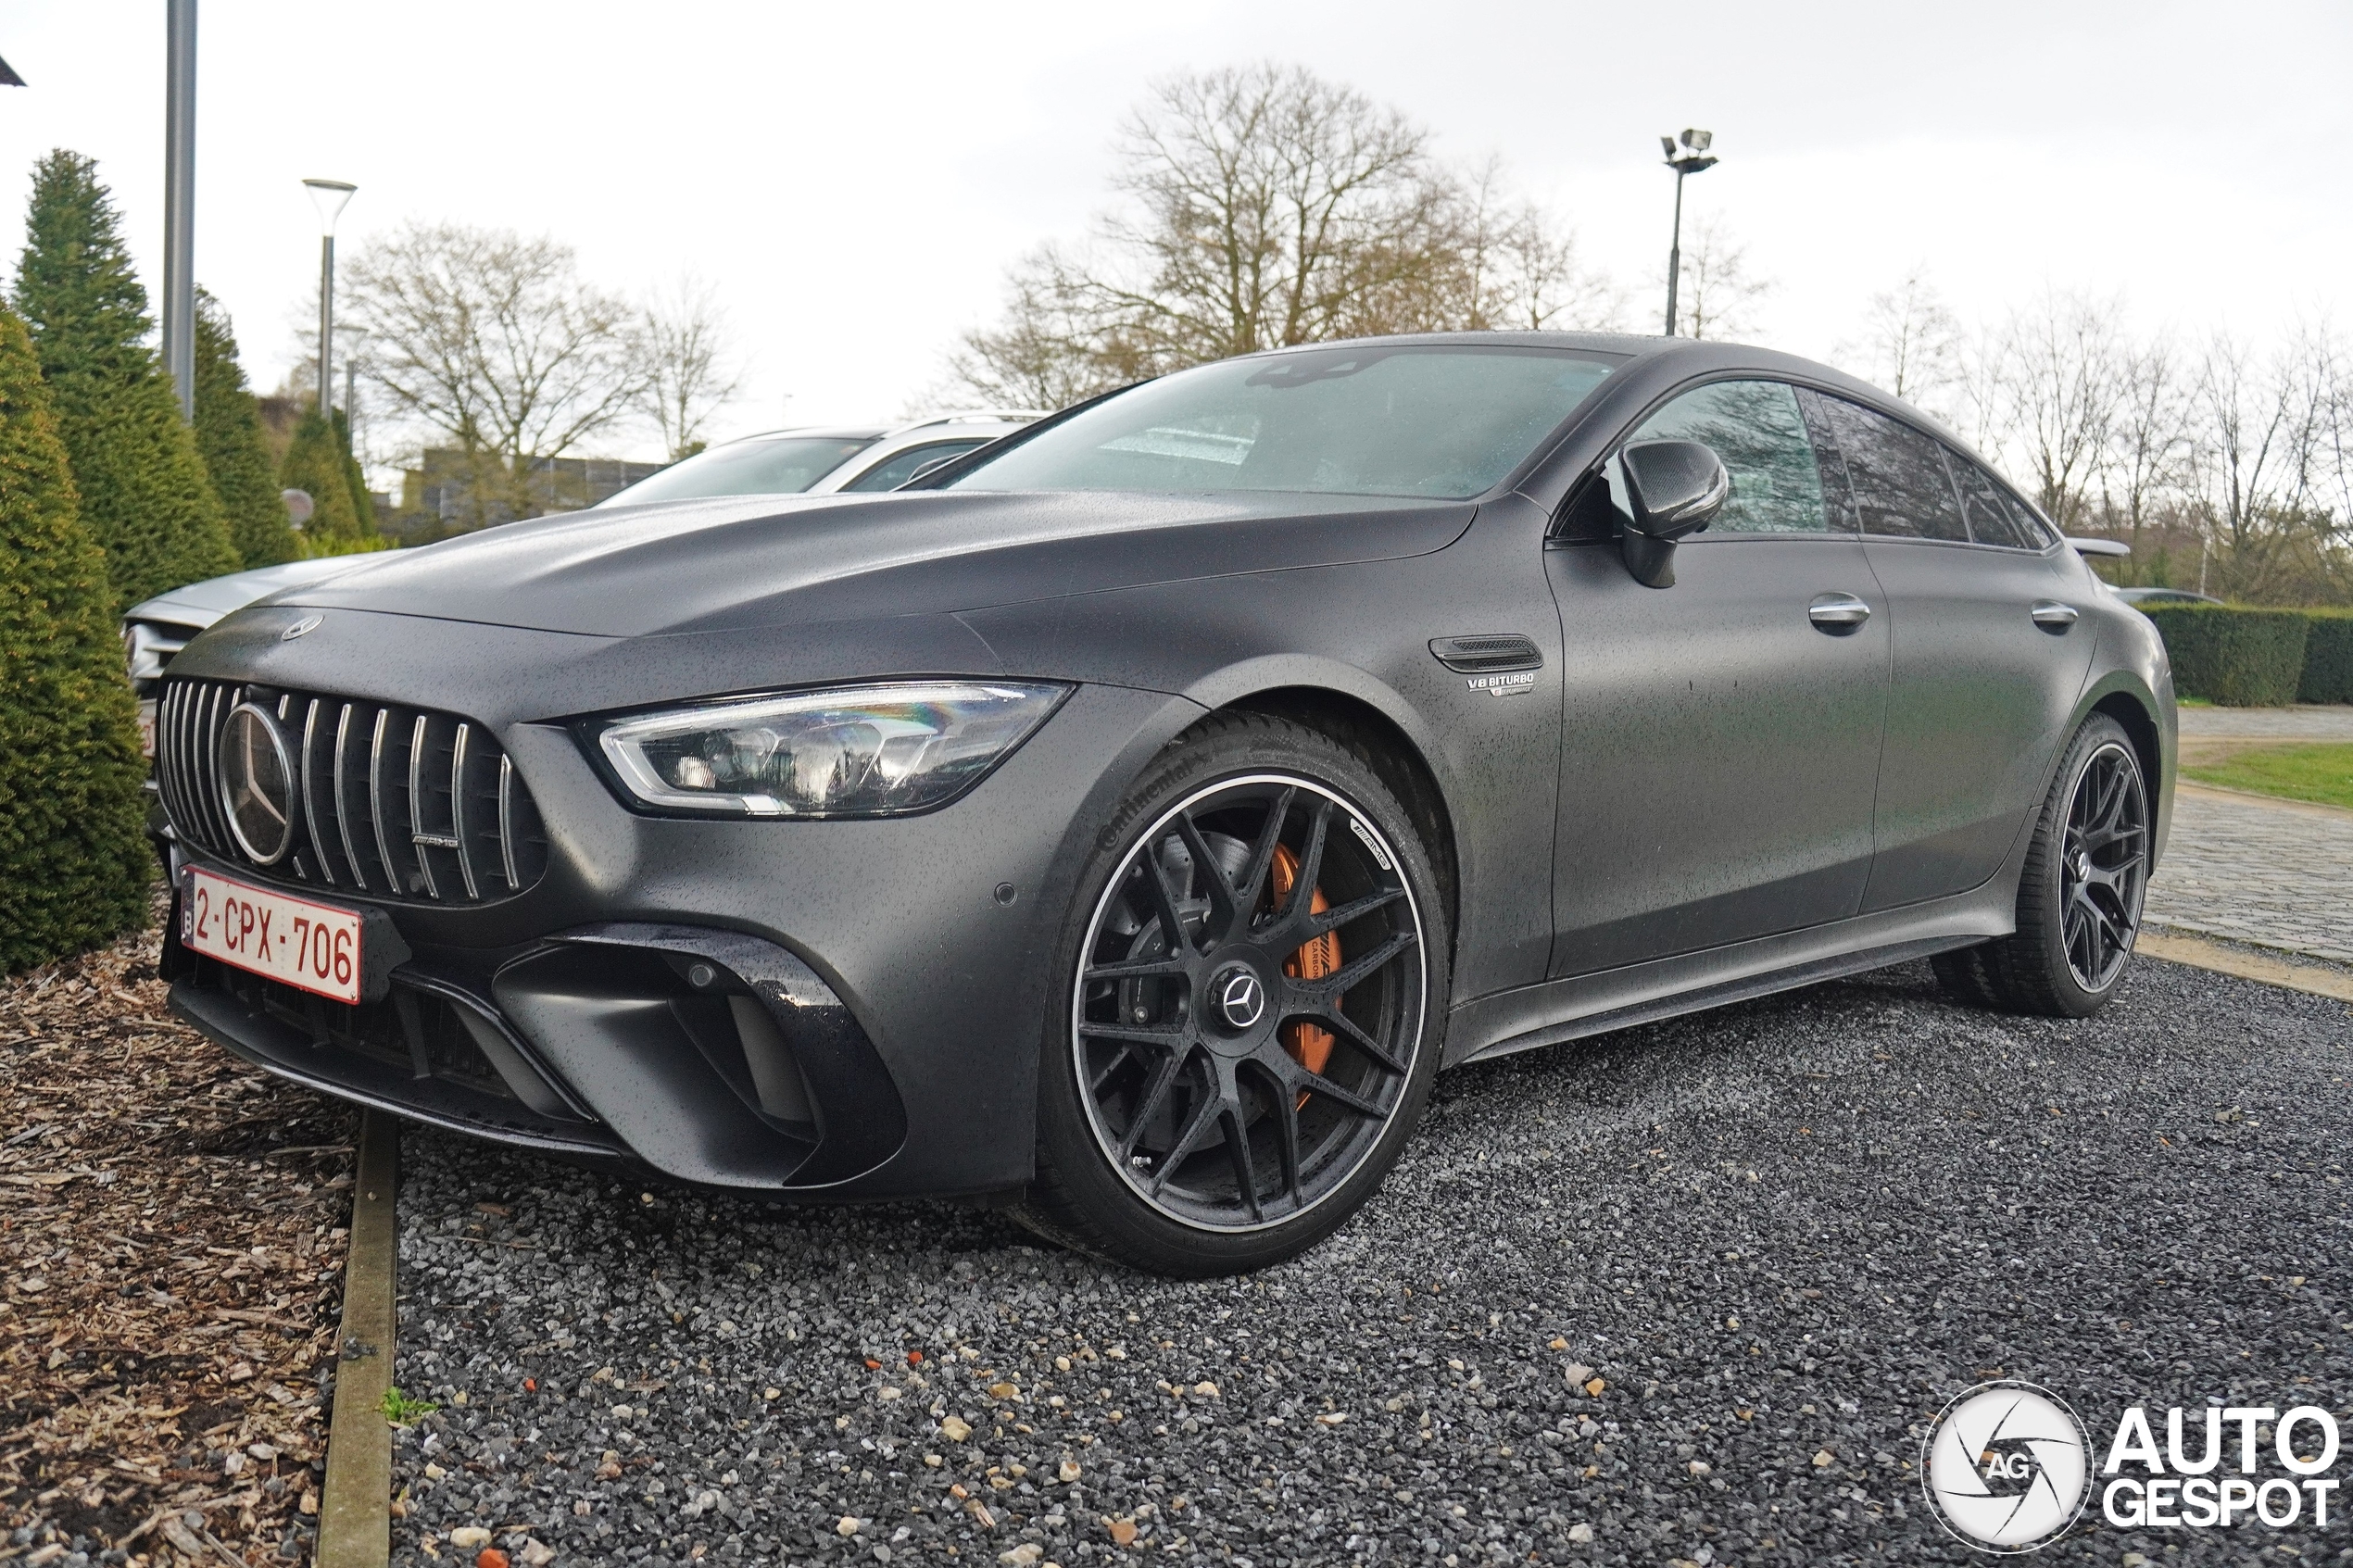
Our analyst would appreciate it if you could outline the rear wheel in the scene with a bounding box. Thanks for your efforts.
[1018,714,1448,1275]
[1932,713,2150,1017]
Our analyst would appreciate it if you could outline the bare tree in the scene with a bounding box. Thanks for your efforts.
[2189,325,2348,601]
[1983,290,2126,532]
[635,276,744,460]
[1841,267,1962,408]
[1669,218,1772,341]
[343,222,645,528]
[2099,336,2192,554]
[950,243,1161,408]
[952,64,1615,405]
[1440,163,1626,333]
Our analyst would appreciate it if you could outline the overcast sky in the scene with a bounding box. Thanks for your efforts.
[3,0,2347,470]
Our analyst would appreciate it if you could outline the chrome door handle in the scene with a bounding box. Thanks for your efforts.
[2031,600,2080,630]
[1807,592,1872,633]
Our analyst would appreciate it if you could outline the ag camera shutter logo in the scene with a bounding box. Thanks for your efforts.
[1921,1381,2092,1552]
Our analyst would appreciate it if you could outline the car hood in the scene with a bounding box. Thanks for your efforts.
[122,554,381,629]
[274,489,1476,638]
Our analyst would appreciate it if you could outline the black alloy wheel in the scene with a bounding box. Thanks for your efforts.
[1020,714,1447,1274]
[2055,739,2149,992]
[1931,713,2150,1018]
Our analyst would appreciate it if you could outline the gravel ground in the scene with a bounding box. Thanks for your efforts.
[384,956,2352,1567]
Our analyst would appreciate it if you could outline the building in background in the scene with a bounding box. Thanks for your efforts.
[386,448,669,541]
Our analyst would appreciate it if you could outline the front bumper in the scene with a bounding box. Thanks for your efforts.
[155,656,1201,1199]
[165,903,907,1188]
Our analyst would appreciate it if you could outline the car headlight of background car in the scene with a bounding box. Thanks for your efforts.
[591,681,1071,818]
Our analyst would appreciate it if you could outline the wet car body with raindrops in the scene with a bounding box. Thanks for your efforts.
[151,332,2174,1273]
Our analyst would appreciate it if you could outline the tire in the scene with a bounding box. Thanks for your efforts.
[1016,711,1451,1275]
[1932,713,2151,1018]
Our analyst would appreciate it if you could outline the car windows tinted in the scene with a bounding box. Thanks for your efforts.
[1629,380,1829,533]
[1945,451,2035,547]
[839,440,988,493]
[2003,491,2056,548]
[945,345,1622,500]
[1813,396,1968,541]
[603,436,878,506]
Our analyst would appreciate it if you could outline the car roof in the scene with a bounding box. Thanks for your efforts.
[1243,330,1915,413]
[1114,331,2010,514]
[720,410,1047,448]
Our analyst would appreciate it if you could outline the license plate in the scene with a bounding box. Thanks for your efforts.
[181,866,365,1004]
[137,699,157,759]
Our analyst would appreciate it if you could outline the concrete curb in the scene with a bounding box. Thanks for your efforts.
[2137,929,2353,1005]
[2175,779,2353,822]
[318,1110,399,1568]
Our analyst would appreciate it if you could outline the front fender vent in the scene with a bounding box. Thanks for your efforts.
[1428,633,1543,674]
[157,678,548,906]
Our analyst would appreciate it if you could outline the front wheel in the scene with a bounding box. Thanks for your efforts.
[1932,713,2151,1018]
[1017,713,1449,1275]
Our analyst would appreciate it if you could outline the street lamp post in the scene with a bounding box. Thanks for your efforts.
[302,178,356,418]
[1659,130,1718,337]
[161,0,196,420]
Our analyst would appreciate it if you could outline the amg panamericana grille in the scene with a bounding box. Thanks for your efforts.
[157,677,547,905]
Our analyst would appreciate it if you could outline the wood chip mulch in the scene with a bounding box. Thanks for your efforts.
[2,893,360,1566]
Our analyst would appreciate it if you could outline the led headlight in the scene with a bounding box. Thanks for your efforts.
[595,681,1071,818]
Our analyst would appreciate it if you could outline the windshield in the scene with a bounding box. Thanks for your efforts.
[602,435,878,506]
[944,345,1621,500]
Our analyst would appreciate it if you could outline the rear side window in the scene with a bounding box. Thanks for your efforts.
[1625,380,1831,534]
[1946,452,2036,548]
[1812,395,1968,542]
[2003,490,2057,548]
[1944,448,2057,549]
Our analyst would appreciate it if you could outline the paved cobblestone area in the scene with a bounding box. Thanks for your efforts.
[2176,704,2353,744]
[2147,785,2353,963]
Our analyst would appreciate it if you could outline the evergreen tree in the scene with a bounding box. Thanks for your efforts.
[0,303,153,970]
[11,150,238,608]
[278,406,361,546]
[332,406,378,533]
[194,289,297,567]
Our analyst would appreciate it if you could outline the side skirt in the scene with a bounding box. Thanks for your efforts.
[1444,886,2011,1067]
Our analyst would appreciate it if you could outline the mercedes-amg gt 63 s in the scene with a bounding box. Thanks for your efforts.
[154,333,2174,1274]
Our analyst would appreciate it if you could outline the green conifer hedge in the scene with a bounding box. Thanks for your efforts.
[13,150,238,609]
[278,406,362,545]
[332,407,377,533]
[194,289,297,568]
[0,303,154,971]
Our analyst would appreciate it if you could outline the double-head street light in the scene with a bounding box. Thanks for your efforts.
[1660,129,1717,337]
[303,178,357,419]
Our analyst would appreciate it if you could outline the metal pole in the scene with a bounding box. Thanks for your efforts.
[1664,168,1685,338]
[318,233,333,417]
[161,0,196,419]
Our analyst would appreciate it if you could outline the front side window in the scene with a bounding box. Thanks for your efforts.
[1626,380,1830,533]
[840,440,988,493]
[602,435,878,507]
[1813,395,1969,542]
[944,345,1623,501]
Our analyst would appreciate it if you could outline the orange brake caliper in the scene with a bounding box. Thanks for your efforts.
[1270,844,1340,1106]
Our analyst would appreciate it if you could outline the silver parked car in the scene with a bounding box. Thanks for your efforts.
[593,411,1045,509]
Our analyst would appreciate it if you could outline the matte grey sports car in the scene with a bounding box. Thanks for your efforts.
[154,333,2173,1273]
